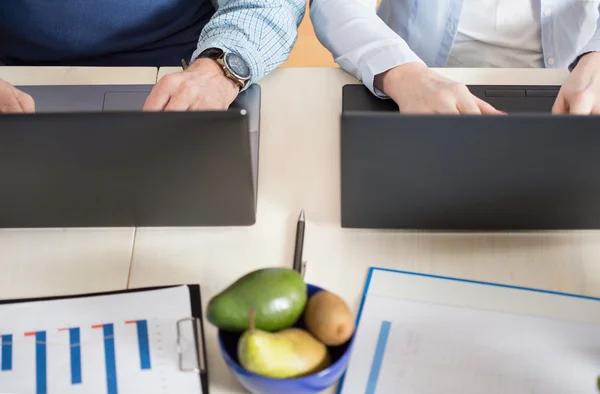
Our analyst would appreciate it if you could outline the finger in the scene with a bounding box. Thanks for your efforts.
[16,92,35,113]
[474,96,505,115]
[0,99,24,113]
[456,95,482,114]
[143,89,171,111]
[566,93,595,115]
[143,77,179,111]
[404,102,459,114]
[189,101,224,111]
[432,94,461,114]
[432,105,460,114]
[188,93,228,111]
[164,89,197,112]
[551,94,568,114]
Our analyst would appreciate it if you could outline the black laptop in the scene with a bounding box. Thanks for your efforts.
[0,84,261,227]
[341,84,600,230]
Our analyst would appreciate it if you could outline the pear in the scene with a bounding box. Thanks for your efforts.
[237,308,332,379]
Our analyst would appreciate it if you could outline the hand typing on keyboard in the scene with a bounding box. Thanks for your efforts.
[375,63,505,115]
[143,58,238,112]
[553,52,600,115]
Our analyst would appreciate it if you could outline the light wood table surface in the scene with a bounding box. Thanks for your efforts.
[0,66,158,300]
[1,66,598,393]
[139,67,600,393]
[0,66,157,86]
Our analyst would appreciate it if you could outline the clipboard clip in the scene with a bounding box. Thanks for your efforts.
[176,317,206,374]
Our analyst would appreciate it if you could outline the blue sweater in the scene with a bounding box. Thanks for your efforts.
[0,0,215,66]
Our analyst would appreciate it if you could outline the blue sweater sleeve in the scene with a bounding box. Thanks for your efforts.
[191,0,306,88]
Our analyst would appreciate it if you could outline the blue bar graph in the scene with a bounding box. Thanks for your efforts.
[365,321,391,394]
[102,324,118,394]
[135,321,151,370]
[25,331,47,394]
[69,328,82,384]
[16,320,153,394]
[36,332,47,394]
[93,324,119,394]
[59,327,83,385]
[126,320,151,370]
[1,334,12,371]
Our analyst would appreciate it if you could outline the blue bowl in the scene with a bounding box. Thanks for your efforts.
[218,283,354,394]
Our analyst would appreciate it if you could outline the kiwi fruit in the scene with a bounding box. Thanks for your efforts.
[304,290,354,346]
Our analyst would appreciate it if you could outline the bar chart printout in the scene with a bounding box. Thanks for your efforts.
[7,320,154,394]
[338,268,600,394]
[0,286,203,394]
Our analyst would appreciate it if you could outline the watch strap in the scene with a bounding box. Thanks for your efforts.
[198,48,225,61]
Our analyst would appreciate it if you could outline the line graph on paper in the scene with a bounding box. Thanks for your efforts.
[0,320,159,394]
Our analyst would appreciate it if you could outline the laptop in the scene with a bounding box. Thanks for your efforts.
[342,83,560,113]
[341,84,600,230]
[0,84,261,227]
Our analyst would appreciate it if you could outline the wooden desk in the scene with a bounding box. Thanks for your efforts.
[0,66,157,86]
[0,66,157,300]
[1,66,598,393]
[135,67,600,393]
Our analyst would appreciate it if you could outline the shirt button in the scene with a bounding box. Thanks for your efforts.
[547,57,555,65]
[544,8,552,17]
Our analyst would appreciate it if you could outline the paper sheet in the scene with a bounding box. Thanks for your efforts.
[0,286,202,394]
[339,269,600,394]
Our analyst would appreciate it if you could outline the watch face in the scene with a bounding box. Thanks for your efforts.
[224,53,250,80]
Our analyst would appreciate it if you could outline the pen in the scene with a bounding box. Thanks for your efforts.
[293,209,305,274]
[181,59,189,70]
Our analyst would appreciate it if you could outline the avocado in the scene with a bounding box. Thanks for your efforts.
[207,268,307,332]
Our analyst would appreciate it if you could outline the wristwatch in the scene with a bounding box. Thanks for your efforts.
[198,48,251,89]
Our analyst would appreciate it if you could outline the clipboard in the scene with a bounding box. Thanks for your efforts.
[0,284,209,394]
[336,267,600,394]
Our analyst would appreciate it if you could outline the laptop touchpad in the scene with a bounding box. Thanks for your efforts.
[103,92,150,112]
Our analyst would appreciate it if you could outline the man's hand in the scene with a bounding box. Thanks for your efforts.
[143,58,239,111]
[375,63,503,115]
[0,78,35,113]
[553,52,600,115]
